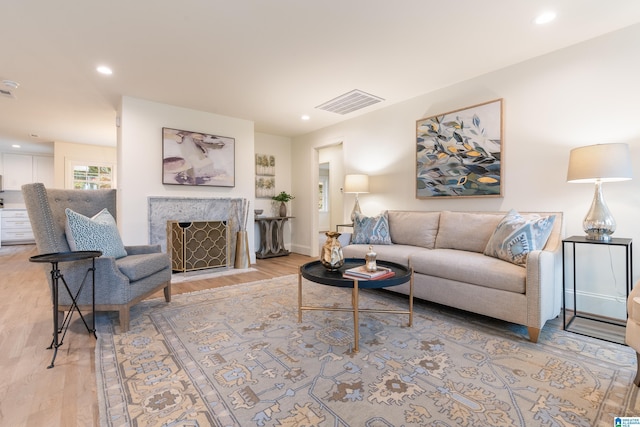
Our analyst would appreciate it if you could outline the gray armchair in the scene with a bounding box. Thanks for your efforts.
[22,183,171,332]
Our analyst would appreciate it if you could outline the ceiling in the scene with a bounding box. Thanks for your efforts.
[2,1,640,154]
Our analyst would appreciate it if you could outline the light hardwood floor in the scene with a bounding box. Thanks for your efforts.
[0,244,311,427]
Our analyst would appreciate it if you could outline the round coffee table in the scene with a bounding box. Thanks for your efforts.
[298,258,413,352]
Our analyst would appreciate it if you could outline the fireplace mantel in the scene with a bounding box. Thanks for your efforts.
[148,197,245,258]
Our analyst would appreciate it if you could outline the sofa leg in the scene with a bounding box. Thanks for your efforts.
[119,308,130,333]
[635,353,640,387]
[527,327,540,343]
[164,282,172,302]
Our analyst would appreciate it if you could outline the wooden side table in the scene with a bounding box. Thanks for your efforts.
[29,250,101,368]
[255,216,293,259]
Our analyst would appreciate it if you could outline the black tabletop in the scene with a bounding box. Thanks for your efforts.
[29,251,103,263]
[300,258,411,289]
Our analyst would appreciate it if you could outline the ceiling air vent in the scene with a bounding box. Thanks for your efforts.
[316,89,384,115]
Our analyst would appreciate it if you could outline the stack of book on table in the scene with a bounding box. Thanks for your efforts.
[342,265,395,280]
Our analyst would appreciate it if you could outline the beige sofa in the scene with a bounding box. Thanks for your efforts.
[342,210,563,343]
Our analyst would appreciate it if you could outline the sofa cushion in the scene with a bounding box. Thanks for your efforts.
[388,211,440,249]
[484,209,556,266]
[65,208,127,259]
[116,253,169,281]
[410,248,526,293]
[435,211,502,253]
[352,211,392,245]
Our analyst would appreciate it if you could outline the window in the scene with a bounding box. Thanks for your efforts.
[66,160,115,189]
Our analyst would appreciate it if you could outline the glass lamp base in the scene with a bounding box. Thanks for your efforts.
[583,181,615,242]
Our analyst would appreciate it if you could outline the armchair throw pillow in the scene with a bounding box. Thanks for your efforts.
[352,211,392,245]
[484,209,556,266]
[65,208,128,259]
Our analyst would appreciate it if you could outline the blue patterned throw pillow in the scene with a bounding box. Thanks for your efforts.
[65,208,127,259]
[352,211,392,245]
[484,209,556,266]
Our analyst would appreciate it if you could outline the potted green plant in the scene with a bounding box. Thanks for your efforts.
[272,191,295,217]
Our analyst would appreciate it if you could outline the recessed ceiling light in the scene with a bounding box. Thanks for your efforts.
[301,115,310,121]
[97,65,113,75]
[12,144,21,148]
[535,11,556,25]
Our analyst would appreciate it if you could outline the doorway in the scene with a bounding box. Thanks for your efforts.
[317,143,344,234]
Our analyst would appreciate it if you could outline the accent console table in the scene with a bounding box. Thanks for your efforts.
[255,216,293,259]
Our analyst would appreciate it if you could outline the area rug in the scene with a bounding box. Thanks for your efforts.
[171,267,257,283]
[96,275,640,426]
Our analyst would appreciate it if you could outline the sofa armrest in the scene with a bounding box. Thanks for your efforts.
[525,244,563,330]
[125,244,162,255]
[628,283,640,321]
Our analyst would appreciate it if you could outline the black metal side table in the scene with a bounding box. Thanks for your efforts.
[29,250,101,368]
[562,236,632,344]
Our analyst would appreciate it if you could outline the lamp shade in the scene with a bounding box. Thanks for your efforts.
[567,143,633,183]
[344,174,370,193]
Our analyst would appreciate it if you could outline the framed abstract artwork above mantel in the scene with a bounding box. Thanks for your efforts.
[162,127,235,187]
[416,99,504,198]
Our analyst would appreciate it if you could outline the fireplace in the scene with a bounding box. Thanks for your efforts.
[148,197,245,267]
[167,220,230,272]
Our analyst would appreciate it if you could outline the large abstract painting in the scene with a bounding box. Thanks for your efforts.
[162,127,235,187]
[416,99,503,198]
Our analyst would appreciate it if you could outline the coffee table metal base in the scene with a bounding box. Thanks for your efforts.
[298,263,413,353]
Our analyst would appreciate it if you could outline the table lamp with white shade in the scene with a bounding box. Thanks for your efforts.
[566,143,633,241]
[344,174,369,221]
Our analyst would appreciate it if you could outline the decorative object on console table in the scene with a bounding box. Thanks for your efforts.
[320,231,344,271]
[344,174,369,221]
[162,127,235,187]
[255,216,293,258]
[271,191,294,217]
[566,143,633,242]
[562,235,632,344]
[416,98,503,198]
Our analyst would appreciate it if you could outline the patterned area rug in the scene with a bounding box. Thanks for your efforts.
[96,275,640,426]
[171,267,257,283]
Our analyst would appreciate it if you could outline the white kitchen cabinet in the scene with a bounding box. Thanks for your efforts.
[2,153,54,190]
[1,209,35,245]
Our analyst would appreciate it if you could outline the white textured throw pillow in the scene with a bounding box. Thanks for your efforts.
[65,208,127,259]
[484,209,556,266]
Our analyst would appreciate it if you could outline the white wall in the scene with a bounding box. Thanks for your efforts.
[254,132,293,251]
[118,97,256,262]
[292,25,640,291]
[53,141,117,188]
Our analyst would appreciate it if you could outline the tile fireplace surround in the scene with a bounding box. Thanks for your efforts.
[148,197,246,266]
